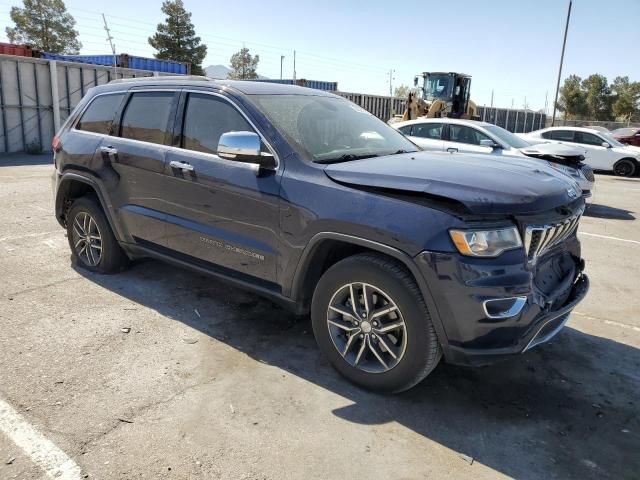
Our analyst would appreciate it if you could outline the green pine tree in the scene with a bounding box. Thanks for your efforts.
[6,0,81,54]
[228,48,260,80]
[148,0,207,76]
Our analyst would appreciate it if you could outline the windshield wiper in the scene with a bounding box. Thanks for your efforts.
[315,153,379,164]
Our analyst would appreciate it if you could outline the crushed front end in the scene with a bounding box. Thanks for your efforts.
[415,201,589,366]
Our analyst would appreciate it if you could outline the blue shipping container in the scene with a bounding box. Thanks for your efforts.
[39,52,188,74]
[252,78,337,91]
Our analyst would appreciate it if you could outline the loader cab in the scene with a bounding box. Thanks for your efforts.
[416,72,472,118]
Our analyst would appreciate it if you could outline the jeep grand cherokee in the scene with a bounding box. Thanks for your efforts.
[52,77,589,392]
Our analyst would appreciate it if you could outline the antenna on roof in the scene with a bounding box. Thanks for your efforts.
[102,14,118,80]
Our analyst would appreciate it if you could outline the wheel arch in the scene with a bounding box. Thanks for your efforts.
[55,172,124,241]
[289,232,449,347]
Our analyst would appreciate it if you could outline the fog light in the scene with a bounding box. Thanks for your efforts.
[482,297,527,319]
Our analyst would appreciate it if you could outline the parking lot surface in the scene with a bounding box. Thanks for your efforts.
[0,153,638,480]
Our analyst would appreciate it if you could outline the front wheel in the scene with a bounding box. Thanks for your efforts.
[613,158,637,177]
[311,253,441,393]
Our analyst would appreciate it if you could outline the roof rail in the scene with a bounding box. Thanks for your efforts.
[109,75,213,84]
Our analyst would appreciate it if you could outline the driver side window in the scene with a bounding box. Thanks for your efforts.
[182,93,255,155]
[575,132,605,146]
[449,125,491,145]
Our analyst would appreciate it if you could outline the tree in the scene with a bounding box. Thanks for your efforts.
[394,84,409,98]
[6,0,81,54]
[581,74,612,121]
[228,48,260,80]
[149,0,207,76]
[556,75,587,120]
[611,76,640,122]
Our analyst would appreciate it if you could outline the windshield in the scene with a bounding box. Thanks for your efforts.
[599,132,625,147]
[484,125,531,149]
[424,74,453,101]
[251,95,418,163]
[611,128,637,137]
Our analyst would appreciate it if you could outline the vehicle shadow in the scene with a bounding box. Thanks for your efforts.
[0,152,52,167]
[74,259,640,480]
[584,204,635,221]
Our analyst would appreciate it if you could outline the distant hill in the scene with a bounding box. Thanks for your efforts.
[204,64,268,80]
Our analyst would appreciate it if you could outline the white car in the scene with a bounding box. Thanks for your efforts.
[392,118,594,196]
[520,126,640,177]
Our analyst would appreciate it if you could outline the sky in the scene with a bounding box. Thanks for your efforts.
[1,0,639,111]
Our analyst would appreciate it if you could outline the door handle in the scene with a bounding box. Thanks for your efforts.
[447,147,458,153]
[100,145,118,161]
[170,160,194,172]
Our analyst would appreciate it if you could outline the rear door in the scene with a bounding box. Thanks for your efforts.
[103,89,179,246]
[161,90,281,285]
[404,122,445,151]
[443,124,494,155]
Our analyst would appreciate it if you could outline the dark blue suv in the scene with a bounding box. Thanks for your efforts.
[52,77,589,392]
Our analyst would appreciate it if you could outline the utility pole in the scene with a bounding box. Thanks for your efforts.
[293,50,296,82]
[102,14,117,79]
[490,89,494,108]
[388,69,395,96]
[544,90,549,115]
[552,0,572,126]
[280,55,284,80]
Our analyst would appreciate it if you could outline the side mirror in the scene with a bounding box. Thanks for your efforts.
[480,139,501,149]
[601,141,611,148]
[218,131,276,169]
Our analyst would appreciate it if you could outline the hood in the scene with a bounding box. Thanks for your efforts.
[520,141,586,159]
[618,145,640,156]
[324,151,582,215]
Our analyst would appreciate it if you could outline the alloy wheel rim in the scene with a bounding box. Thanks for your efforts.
[326,282,407,373]
[71,211,103,267]
[616,162,631,176]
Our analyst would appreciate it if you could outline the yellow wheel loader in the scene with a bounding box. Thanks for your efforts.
[393,72,480,123]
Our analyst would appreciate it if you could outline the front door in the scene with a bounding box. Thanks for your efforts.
[573,131,615,170]
[443,124,495,156]
[162,91,281,285]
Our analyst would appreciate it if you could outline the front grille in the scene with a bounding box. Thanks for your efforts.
[580,164,595,182]
[524,211,582,262]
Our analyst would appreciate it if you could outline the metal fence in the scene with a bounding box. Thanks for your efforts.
[0,54,170,154]
[334,91,405,121]
[333,92,546,134]
[477,106,546,133]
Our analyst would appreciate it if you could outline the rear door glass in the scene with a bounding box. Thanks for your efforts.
[76,93,124,135]
[120,92,175,145]
[546,130,575,142]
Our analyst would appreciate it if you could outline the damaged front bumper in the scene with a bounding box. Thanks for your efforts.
[414,238,589,366]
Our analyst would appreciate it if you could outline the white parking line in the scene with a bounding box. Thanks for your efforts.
[579,231,640,246]
[0,398,82,480]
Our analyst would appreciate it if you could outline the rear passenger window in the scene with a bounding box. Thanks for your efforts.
[397,125,412,135]
[76,93,124,135]
[182,93,254,155]
[120,92,174,145]
[412,123,443,140]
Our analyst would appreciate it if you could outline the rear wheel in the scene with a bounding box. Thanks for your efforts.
[66,196,129,273]
[311,253,441,393]
[613,158,637,177]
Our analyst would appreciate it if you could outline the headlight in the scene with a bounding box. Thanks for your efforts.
[450,227,522,257]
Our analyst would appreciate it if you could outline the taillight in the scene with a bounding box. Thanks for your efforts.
[52,135,61,152]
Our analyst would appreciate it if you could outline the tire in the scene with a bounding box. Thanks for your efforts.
[311,253,441,393]
[66,195,129,274]
[613,158,637,177]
